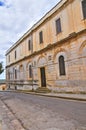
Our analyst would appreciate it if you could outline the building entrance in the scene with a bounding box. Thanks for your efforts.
[40,67,46,87]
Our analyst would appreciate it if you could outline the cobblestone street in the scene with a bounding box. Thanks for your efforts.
[0,92,86,130]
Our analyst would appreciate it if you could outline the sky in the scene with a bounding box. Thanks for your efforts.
[0,0,60,79]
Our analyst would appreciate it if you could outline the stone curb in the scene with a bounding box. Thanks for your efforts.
[0,98,26,130]
[4,90,86,101]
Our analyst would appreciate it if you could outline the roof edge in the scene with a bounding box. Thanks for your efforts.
[6,0,67,55]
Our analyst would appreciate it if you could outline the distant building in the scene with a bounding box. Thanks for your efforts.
[6,0,86,93]
[0,80,6,90]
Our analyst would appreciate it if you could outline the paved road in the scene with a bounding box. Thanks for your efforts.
[0,91,86,130]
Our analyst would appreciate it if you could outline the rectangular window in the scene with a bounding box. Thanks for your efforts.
[55,18,62,34]
[28,40,31,50]
[8,71,10,80]
[15,51,16,59]
[82,0,86,19]
[39,31,43,43]
[8,55,10,62]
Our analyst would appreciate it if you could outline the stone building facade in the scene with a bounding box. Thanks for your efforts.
[6,0,86,93]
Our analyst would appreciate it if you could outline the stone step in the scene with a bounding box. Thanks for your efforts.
[35,87,51,93]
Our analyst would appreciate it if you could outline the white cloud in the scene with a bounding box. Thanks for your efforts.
[0,0,60,79]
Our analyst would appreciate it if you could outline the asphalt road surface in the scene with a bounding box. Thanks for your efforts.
[0,91,86,130]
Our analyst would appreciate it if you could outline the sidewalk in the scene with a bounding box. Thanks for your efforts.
[0,98,25,130]
[43,93,86,101]
[6,90,86,101]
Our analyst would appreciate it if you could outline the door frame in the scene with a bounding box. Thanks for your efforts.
[40,67,46,87]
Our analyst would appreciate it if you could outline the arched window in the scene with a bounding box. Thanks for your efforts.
[19,65,23,72]
[15,69,17,79]
[19,65,24,80]
[29,65,32,78]
[59,55,66,76]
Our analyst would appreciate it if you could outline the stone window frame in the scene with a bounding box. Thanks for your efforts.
[14,68,17,79]
[14,50,17,59]
[28,39,31,51]
[59,55,66,76]
[39,31,43,44]
[55,18,62,34]
[55,51,68,79]
[29,64,32,78]
[81,0,86,19]
[80,0,86,20]
[8,55,10,63]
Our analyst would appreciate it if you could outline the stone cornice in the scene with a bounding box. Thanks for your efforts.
[6,28,86,68]
[6,0,74,55]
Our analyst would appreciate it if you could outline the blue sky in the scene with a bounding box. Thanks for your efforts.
[0,0,60,79]
[0,1,5,6]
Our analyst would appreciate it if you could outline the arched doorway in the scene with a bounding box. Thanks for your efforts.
[37,56,47,87]
[40,67,46,87]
